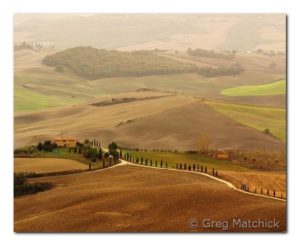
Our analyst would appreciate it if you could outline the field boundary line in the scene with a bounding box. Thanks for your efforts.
[120,159,286,202]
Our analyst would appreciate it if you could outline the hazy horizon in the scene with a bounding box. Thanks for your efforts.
[14,14,286,52]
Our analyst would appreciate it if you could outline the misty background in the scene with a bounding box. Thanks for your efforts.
[14,14,286,52]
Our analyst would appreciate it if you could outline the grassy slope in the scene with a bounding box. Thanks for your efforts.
[122,150,286,195]
[205,101,286,141]
[15,47,285,112]
[15,86,81,111]
[123,150,247,171]
[14,67,102,112]
[221,80,286,96]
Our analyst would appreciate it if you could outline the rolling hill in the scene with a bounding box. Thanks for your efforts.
[221,80,286,96]
[42,47,196,79]
[14,164,286,232]
[205,101,286,141]
[14,96,284,150]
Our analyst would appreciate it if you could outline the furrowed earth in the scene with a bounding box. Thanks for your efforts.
[14,164,286,232]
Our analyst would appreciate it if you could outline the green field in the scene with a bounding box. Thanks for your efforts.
[221,80,286,96]
[14,64,285,112]
[14,67,104,112]
[206,101,286,141]
[14,86,82,112]
[123,150,248,171]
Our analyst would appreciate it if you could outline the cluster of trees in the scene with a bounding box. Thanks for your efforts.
[123,153,168,168]
[42,47,196,79]
[14,41,55,51]
[254,49,285,57]
[37,140,57,152]
[14,173,53,197]
[67,139,120,164]
[197,64,244,77]
[187,48,237,60]
[14,145,38,155]
[136,88,179,94]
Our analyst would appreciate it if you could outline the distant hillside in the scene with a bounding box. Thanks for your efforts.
[221,80,286,96]
[42,47,196,79]
[14,14,286,52]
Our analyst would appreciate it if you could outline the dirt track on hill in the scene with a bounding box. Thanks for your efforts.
[14,164,286,232]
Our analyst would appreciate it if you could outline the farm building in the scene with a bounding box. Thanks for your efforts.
[54,136,77,148]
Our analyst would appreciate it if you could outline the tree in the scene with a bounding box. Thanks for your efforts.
[110,150,119,162]
[197,134,212,153]
[84,147,98,160]
[263,128,271,135]
[108,142,118,152]
[43,140,53,152]
[98,148,103,159]
[37,142,43,151]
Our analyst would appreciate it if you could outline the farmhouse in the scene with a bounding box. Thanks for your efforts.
[54,136,77,148]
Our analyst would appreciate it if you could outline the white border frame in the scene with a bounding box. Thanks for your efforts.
[1,0,299,245]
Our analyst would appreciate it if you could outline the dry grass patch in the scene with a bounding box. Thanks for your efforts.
[14,158,87,174]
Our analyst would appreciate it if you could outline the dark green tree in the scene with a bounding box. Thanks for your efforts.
[37,142,43,151]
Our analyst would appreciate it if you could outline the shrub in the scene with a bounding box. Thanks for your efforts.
[14,173,53,197]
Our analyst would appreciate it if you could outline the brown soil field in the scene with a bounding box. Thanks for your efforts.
[14,158,87,173]
[114,101,284,150]
[14,164,286,232]
[14,99,284,151]
[220,170,286,197]
[219,94,286,108]
[14,95,196,148]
